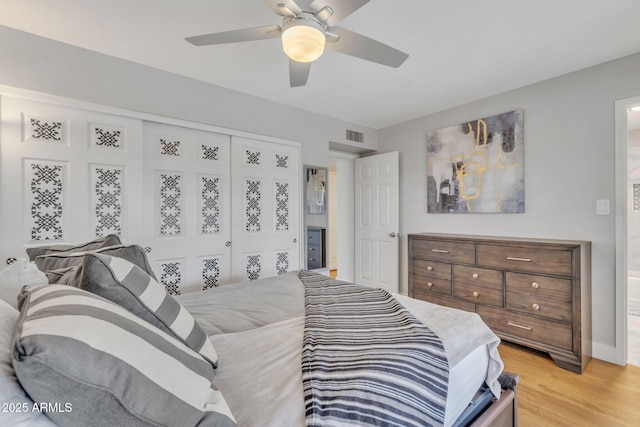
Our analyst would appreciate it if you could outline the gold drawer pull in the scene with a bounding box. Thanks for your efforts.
[427,266,433,271]
[506,256,532,262]
[532,303,540,310]
[507,322,532,331]
[427,282,434,288]
[431,249,450,254]
[472,291,479,297]
[531,282,539,289]
[472,273,479,279]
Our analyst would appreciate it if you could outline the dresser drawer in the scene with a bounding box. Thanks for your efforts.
[307,258,322,269]
[307,229,323,245]
[412,259,451,280]
[453,265,503,287]
[477,244,573,276]
[478,306,573,351]
[453,281,504,308]
[411,239,475,264]
[307,244,322,255]
[505,272,572,322]
[412,290,476,313]
[307,243,322,269]
[412,275,452,296]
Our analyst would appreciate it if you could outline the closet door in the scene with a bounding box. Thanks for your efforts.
[0,96,143,264]
[230,136,300,283]
[142,122,232,294]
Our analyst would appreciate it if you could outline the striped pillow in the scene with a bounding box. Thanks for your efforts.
[12,285,236,427]
[79,253,218,367]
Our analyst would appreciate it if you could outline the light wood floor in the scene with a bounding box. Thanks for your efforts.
[498,342,640,426]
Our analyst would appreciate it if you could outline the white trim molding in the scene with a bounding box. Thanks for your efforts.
[613,94,640,365]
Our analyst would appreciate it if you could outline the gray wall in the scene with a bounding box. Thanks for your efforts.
[0,25,378,168]
[378,52,640,359]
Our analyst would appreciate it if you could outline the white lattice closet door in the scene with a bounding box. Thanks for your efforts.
[141,121,232,294]
[0,96,143,264]
[230,136,300,283]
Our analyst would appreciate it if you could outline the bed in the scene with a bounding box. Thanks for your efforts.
[0,237,517,427]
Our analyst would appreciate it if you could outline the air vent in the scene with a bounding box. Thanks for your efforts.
[346,129,364,143]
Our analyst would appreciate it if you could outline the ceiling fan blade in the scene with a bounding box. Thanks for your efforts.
[263,0,302,17]
[185,25,281,46]
[325,27,408,68]
[309,0,370,26]
[289,60,312,87]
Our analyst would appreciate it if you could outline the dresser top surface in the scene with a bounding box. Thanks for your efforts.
[408,232,590,246]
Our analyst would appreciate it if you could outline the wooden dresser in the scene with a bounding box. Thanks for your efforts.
[408,233,591,373]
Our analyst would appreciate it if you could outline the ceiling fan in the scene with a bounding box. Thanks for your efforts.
[185,0,409,87]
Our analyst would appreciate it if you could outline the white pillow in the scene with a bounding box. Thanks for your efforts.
[0,259,48,308]
[0,299,56,426]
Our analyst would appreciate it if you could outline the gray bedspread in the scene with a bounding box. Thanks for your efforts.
[178,271,503,426]
[175,271,304,335]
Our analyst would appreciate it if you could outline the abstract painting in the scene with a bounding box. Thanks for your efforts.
[305,166,327,214]
[427,109,524,213]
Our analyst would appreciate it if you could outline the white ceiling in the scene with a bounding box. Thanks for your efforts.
[2,0,640,129]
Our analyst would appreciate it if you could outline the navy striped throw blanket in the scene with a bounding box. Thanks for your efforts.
[299,270,449,427]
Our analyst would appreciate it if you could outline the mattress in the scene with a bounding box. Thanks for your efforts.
[177,272,503,426]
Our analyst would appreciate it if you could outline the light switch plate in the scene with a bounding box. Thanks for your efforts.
[596,199,610,215]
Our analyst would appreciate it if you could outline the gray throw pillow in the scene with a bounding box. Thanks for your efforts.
[26,234,121,261]
[35,244,156,286]
[79,253,218,367]
[12,285,236,427]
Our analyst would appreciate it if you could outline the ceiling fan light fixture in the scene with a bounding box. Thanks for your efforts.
[282,16,326,63]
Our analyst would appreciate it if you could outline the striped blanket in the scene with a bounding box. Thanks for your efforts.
[299,270,450,427]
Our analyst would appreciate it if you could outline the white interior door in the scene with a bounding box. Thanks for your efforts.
[142,121,231,294]
[355,152,399,292]
[230,136,300,283]
[0,96,143,263]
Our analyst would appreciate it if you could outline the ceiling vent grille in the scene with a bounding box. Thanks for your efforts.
[346,129,364,143]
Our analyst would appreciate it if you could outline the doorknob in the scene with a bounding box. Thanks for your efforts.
[389,232,397,238]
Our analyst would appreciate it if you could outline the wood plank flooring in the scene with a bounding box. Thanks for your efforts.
[498,342,640,426]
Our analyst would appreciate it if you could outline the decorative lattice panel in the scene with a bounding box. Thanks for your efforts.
[92,165,124,237]
[201,256,222,290]
[246,254,262,281]
[159,259,184,295]
[201,144,220,161]
[275,153,289,168]
[159,173,182,236]
[245,179,261,232]
[275,251,289,275]
[200,175,221,234]
[274,181,290,231]
[29,118,64,143]
[245,149,261,166]
[159,138,181,157]
[26,160,65,241]
[90,123,126,151]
